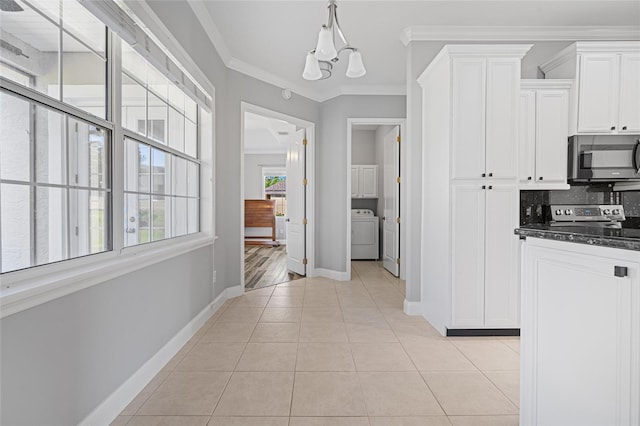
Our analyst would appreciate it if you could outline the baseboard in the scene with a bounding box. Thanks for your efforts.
[313,268,349,281]
[446,328,521,337]
[403,299,422,316]
[79,290,229,426]
[225,284,244,298]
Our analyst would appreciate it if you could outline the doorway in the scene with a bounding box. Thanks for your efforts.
[347,118,406,281]
[241,103,315,291]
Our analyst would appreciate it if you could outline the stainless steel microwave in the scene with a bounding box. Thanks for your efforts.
[568,135,640,182]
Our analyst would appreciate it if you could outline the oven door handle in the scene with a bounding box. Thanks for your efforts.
[634,139,640,175]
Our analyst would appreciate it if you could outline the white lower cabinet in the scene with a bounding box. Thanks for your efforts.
[451,183,520,328]
[521,238,640,426]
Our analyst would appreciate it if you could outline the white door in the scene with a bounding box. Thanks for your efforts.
[518,90,536,184]
[618,53,640,133]
[382,126,400,276]
[286,128,306,275]
[578,53,619,133]
[483,184,519,327]
[535,89,569,184]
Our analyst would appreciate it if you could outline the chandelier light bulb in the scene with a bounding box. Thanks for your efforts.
[303,52,323,80]
[346,50,366,78]
[314,25,337,61]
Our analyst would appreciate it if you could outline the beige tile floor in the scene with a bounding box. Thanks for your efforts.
[113,261,520,426]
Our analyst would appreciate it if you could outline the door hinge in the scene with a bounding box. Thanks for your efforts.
[302,258,308,265]
[396,217,401,224]
[396,176,401,184]
[303,138,308,146]
[303,178,308,186]
[75,122,78,132]
[303,218,308,225]
[396,258,400,265]
[75,226,79,236]
[396,135,401,143]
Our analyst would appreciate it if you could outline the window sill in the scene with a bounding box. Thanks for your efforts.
[0,234,215,319]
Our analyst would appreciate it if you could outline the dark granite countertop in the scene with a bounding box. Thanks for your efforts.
[515,224,640,251]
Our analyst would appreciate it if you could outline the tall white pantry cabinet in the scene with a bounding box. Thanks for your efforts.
[418,45,532,335]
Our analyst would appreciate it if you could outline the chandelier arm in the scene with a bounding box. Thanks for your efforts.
[332,10,349,46]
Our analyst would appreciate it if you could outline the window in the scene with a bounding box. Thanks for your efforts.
[0,0,208,280]
[121,44,200,247]
[0,0,107,118]
[0,90,110,273]
[264,174,286,216]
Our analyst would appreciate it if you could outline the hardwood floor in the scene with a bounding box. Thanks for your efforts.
[244,244,304,290]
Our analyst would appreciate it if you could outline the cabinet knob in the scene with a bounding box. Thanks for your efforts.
[611,126,616,131]
[539,176,544,181]
[482,185,486,189]
[488,172,493,177]
[527,176,532,181]
[622,126,628,130]
[482,173,486,178]
[488,185,493,190]
[614,266,628,277]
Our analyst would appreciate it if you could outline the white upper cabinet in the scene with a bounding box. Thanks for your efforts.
[451,56,521,180]
[541,42,640,135]
[351,165,378,198]
[519,80,572,189]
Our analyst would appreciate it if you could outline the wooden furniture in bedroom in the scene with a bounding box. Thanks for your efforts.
[244,199,279,247]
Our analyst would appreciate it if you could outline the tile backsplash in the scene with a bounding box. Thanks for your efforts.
[520,184,640,226]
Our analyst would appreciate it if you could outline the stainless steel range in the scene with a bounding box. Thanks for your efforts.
[549,204,626,229]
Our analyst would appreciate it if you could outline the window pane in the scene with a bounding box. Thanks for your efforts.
[168,107,184,152]
[124,193,144,246]
[138,194,150,244]
[68,118,108,189]
[67,190,107,256]
[187,161,198,198]
[34,103,66,185]
[151,148,171,195]
[61,1,106,57]
[172,156,187,196]
[173,197,187,237]
[0,91,31,182]
[148,67,169,103]
[34,186,67,266]
[185,97,197,122]
[0,2,60,99]
[137,143,151,193]
[188,198,198,234]
[147,92,167,144]
[185,118,197,158]
[1,183,31,272]
[62,33,106,118]
[168,84,185,113]
[122,44,147,84]
[122,72,146,136]
[152,195,168,241]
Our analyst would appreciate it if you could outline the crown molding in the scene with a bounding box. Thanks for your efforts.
[316,84,407,102]
[401,26,640,46]
[520,79,573,90]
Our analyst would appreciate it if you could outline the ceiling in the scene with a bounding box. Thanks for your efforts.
[244,112,296,154]
[182,0,640,102]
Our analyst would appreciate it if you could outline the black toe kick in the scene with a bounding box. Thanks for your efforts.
[446,328,520,337]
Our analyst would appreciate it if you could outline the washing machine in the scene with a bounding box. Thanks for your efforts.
[351,209,379,260]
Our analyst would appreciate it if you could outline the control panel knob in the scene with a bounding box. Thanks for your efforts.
[613,209,621,215]
[564,209,573,215]
[603,208,611,215]
[555,209,563,215]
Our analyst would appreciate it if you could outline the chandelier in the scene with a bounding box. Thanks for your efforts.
[302,0,366,81]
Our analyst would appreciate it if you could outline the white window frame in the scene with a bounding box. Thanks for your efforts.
[261,167,286,200]
[0,17,215,318]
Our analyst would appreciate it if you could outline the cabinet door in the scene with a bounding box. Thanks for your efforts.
[360,165,378,198]
[521,246,636,426]
[351,166,360,198]
[485,58,520,180]
[519,91,537,183]
[578,53,619,133]
[484,185,519,327]
[451,184,485,327]
[451,58,486,180]
[618,53,640,133]
[535,90,569,184]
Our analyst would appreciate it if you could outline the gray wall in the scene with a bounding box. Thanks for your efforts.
[352,129,377,164]
[244,153,286,199]
[0,246,213,426]
[404,40,574,304]
[319,95,406,273]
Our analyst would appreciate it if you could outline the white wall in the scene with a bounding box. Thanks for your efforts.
[244,153,286,199]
